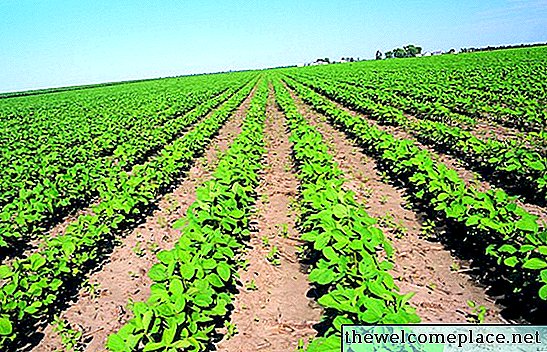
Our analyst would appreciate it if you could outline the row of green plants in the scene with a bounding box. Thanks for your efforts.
[283,78,547,305]
[106,79,269,351]
[285,46,547,132]
[289,71,477,128]
[0,73,252,208]
[0,79,259,349]
[273,78,420,351]
[285,73,547,205]
[0,77,253,253]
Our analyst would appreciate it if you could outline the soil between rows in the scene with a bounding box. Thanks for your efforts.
[216,88,321,352]
[287,87,505,324]
[31,87,257,352]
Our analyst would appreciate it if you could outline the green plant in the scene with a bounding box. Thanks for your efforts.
[131,242,145,257]
[223,321,238,340]
[266,246,281,266]
[277,223,289,238]
[245,279,258,291]
[52,316,83,352]
[105,78,269,352]
[466,300,487,324]
[273,79,419,351]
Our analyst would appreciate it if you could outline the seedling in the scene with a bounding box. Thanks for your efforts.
[277,223,289,238]
[224,321,238,339]
[53,316,83,352]
[82,279,101,300]
[245,279,258,291]
[132,242,145,257]
[466,300,487,324]
[157,215,168,229]
[420,219,437,240]
[147,241,160,254]
[266,245,281,266]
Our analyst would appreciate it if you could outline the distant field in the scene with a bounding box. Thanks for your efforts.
[1,46,546,351]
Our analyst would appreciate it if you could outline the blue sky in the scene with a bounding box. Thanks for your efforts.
[1,0,546,92]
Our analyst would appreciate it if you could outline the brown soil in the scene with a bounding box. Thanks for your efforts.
[317,91,547,226]
[216,89,322,352]
[32,89,256,352]
[288,88,505,324]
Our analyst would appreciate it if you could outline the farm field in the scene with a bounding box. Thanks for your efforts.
[0,45,547,351]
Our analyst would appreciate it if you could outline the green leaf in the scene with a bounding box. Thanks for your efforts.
[29,253,46,271]
[522,258,547,270]
[207,273,223,287]
[0,317,12,336]
[216,262,231,282]
[332,204,348,219]
[143,342,165,351]
[539,285,547,300]
[503,256,519,267]
[62,241,75,256]
[149,264,168,282]
[322,247,338,261]
[498,244,517,254]
[162,326,177,345]
[169,278,184,296]
[465,215,480,226]
[541,269,547,283]
[516,216,539,233]
[309,267,336,285]
[0,265,12,279]
[157,250,175,265]
[107,334,128,352]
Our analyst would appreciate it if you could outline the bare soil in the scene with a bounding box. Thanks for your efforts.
[289,88,505,323]
[216,90,321,352]
[32,89,256,352]
[324,93,547,226]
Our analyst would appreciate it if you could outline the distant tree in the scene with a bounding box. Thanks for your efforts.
[324,57,330,63]
[385,51,393,59]
[448,48,456,54]
[375,50,383,60]
[403,44,422,57]
[393,48,406,58]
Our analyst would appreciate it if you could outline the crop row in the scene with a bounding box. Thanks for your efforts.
[107,78,269,351]
[273,78,419,351]
[0,78,258,349]
[287,46,547,131]
[285,73,547,205]
[0,73,252,207]
[0,77,254,253]
[283,77,547,304]
[289,70,477,128]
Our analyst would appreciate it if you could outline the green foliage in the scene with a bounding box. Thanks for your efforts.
[0,77,261,349]
[105,79,269,351]
[0,72,256,250]
[282,74,547,303]
[273,78,420,350]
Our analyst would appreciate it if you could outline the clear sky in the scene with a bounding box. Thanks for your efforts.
[1,0,546,93]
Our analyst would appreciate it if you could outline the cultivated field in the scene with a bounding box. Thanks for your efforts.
[0,46,546,351]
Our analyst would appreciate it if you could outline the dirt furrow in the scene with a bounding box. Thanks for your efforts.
[32,89,256,352]
[288,88,505,324]
[216,89,321,352]
[309,89,547,225]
